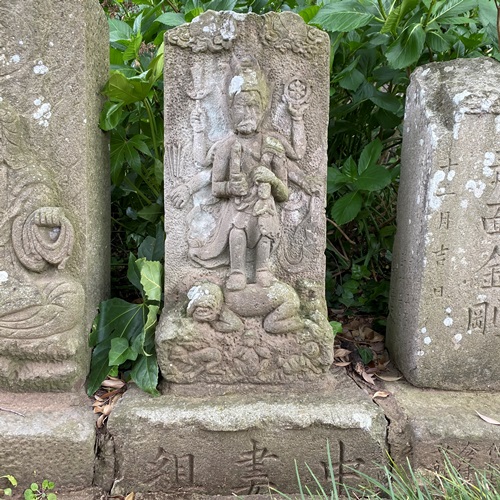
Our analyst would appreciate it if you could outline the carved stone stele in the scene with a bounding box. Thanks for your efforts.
[157,11,332,389]
[0,0,109,391]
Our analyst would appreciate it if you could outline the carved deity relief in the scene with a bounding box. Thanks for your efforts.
[158,11,332,386]
[0,99,84,384]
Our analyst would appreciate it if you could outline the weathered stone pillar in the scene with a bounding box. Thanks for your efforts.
[387,58,500,390]
[0,0,109,391]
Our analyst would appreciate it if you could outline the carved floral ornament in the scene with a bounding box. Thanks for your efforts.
[167,11,326,59]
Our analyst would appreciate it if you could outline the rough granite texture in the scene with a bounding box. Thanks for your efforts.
[0,390,96,490]
[0,0,109,391]
[105,379,387,496]
[387,58,500,390]
[378,381,500,479]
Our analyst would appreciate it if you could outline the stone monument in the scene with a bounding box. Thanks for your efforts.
[387,58,500,390]
[157,10,335,387]
[0,0,109,391]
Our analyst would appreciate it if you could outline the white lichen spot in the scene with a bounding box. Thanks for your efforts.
[408,218,411,225]
[477,294,487,302]
[457,248,465,254]
[461,199,468,209]
[421,327,427,334]
[0,96,3,103]
[444,66,454,72]
[483,152,495,177]
[33,99,51,127]
[443,317,453,327]
[424,336,432,345]
[417,350,425,356]
[33,60,48,75]
[421,68,430,77]
[417,194,421,205]
[454,333,463,343]
[220,18,236,40]
[406,126,410,133]
[419,139,424,146]
[453,108,468,140]
[466,329,472,335]
[428,169,446,211]
[423,257,428,267]
[445,307,452,313]
[229,75,244,96]
[482,99,492,112]
[453,90,471,104]
[49,41,54,47]
[465,179,486,198]
[9,54,20,64]
[0,271,8,283]
[495,115,500,134]
[447,170,456,181]
[19,40,24,45]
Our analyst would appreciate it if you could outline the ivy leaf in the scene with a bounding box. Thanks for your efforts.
[311,1,374,32]
[109,337,138,366]
[385,23,426,69]
[331,191,363,225]
[136,259,163,303]
[127,253,144,295]
[131,353,160,395]
[355,164,392,191]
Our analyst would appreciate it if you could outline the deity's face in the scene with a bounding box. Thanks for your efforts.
[231,91,264,135]
[192,305,219,323]
[257,182,271,199]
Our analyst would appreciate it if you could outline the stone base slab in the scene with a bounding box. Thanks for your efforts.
[0,390,96,491]
[379,381,500,479]
[106,375,387,497]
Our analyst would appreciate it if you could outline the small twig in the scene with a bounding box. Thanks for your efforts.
[0,406,25,417]
[327,218,356,245]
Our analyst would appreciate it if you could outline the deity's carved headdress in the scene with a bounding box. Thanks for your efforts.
[227,55,269,109]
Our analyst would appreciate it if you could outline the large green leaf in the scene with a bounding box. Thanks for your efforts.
[331,191,363,225]
[385,23,426,69]
[136,259,163,303]
[127,253,144,295]
[430,0,478,24]
[355,164,392,191]
[109,19,133,43]
[155,12,186,27]
[94,298,146,345]
[312,1,374,32]
[131,354,160,395]
[87,341,113,395]
[100,102,124,132]
[122,33,143,62]
[109,337,138,366]
[103,72,152,105]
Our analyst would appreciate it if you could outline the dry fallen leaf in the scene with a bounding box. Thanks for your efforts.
[101,378,126,389]
[373,390,391,399]
[334,361,351,367]
[125,493,135,500]
[334,348,352,358]
[362,371,376,385]
[375,373,403,382]
[476,411,500,425]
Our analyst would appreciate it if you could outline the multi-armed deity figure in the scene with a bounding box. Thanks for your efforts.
[171,56,313,292]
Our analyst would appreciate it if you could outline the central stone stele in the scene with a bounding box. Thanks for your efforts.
[156,10,333,389]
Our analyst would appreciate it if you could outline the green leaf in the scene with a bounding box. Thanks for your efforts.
[30,484,38,492]
[311,1,374,32]
[109,19,133,43]
[381,0,419,34]
[385,23,426,69]
[94,298,146,345]
[42,480,49,490]
[331,191,363,225]
[205,0,237,10]
[87,341,113,395]
[99,101,123,131]
[102,72,152,105]
[369,91,402,114]
[131,353,160,395]
[127,253,144,294]
[147,43,164,85]
[4,487,12,495]
[131,304,160,356]
[155,12,186,27]
[47,494,57,500]
[1,476,17,487]
[338,68,365,91]
[358,346,373,364]
[426,30,451,52]
[137,203,163,222]
[342,156,359,181]
[186,7,205,22]
[123,33,143,62]
[358,139,383,174]
[355,164,392,191]
[24,489,36,500]
[327,166,350,193]
[299,5,321,23]
[109,337,138,365]
[430,0,478,24]
[329,321,343,335]
[136,259,163,303]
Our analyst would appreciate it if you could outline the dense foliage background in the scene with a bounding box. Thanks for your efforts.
[90,0,499,394]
